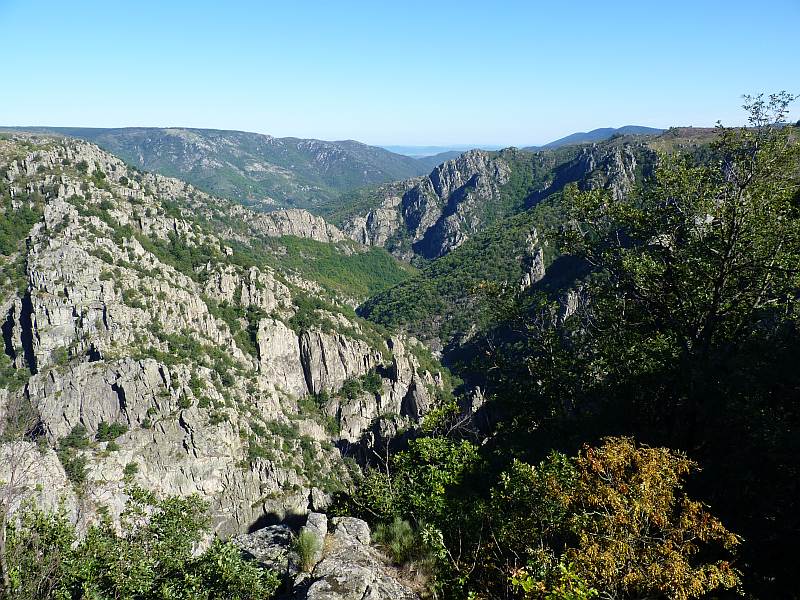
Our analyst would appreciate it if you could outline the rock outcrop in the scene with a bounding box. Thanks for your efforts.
[301,516,419,600]
[250,209,347,243]
[0,135,447,536]
[343,150,511,260]
[233,514,420,600]
[343,141,649,262]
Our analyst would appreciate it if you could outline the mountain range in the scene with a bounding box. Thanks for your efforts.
[1,125,664,212]
[0,127,452,210]
[1,117,798,598]
[524,125,664,150]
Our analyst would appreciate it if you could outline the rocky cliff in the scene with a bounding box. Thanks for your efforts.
[342,149,512,261]
[0,134,448,535]
[341,140,652,262]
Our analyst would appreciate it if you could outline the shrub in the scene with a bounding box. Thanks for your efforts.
[361,370,382,395]
[373,517,416,564]
[338,377,362,400]
[59,452,88,486]
[208,411,228,426]
[188,372,203,395]
[95,421,128,442]
[5,493,280,598]
[293,530,321,572]
[60,424,90,450]
[123,462,138,481]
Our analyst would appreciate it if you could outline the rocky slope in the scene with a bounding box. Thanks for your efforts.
[0,134,449,536]
[357,135,661,354]
[339,140,653,262]
[2,127,436,210]
[234,513,421,599]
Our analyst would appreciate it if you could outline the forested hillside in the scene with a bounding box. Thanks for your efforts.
[346,93,800,599]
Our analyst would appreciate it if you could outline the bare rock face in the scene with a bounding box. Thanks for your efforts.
[0,442,77,519]
[520,229,546,289]
[299,516,419,600]
[250,209,347,243]
[300,329,383,395]
[257,319,309,397]
[319,336,439,445]
[342,150,511,260]
[0,135,448,539]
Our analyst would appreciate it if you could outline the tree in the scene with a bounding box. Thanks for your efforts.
[3,488,280,599]
[564,438,739,600]
[560,91,800,443]
[497,438,740,600]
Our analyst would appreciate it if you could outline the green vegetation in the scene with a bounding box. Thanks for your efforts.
[251,235,416,299]
[292,530,321,573]
[3,490,279,599]
[0,189,43,256]
[361,196,567,345]
[95,421,128,442]
[204,298,266,358]
[330,369,386,401]
[123,462,139,481]
[372,517,417,565]
[342,94,800,598]
[56,425,90,486]
[0,354,29,392]
[346,436,739,599]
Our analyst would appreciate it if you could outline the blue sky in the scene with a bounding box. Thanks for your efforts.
[1,0,797,145]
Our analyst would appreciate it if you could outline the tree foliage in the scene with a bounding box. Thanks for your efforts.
[3,490,279,599]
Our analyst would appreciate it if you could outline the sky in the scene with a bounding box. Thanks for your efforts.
[1,0,798,146]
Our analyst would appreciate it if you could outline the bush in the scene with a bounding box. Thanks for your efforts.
[4,493,280,598]
[59,452,88,486]
[373,517,416,564]
[57,426,91,485]
[60,424,90,449]
[293,529,321,572]
[338,377,362,400]
[95,421,128,442]
[123,462,138,481]
[361,370,382,395]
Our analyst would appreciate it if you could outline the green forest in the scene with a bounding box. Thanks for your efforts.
[342,93,800,599]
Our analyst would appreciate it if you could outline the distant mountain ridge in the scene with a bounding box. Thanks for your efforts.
[526,125,664,150]
[382,144,502,157]
[1,124,665,213]
[0,126,439,210]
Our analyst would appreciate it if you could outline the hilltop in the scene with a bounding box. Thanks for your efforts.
[0,127,443,210]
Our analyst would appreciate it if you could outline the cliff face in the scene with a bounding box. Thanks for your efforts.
[343,150,511,260]
[0,135,447,534]
[342,142,647,262]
